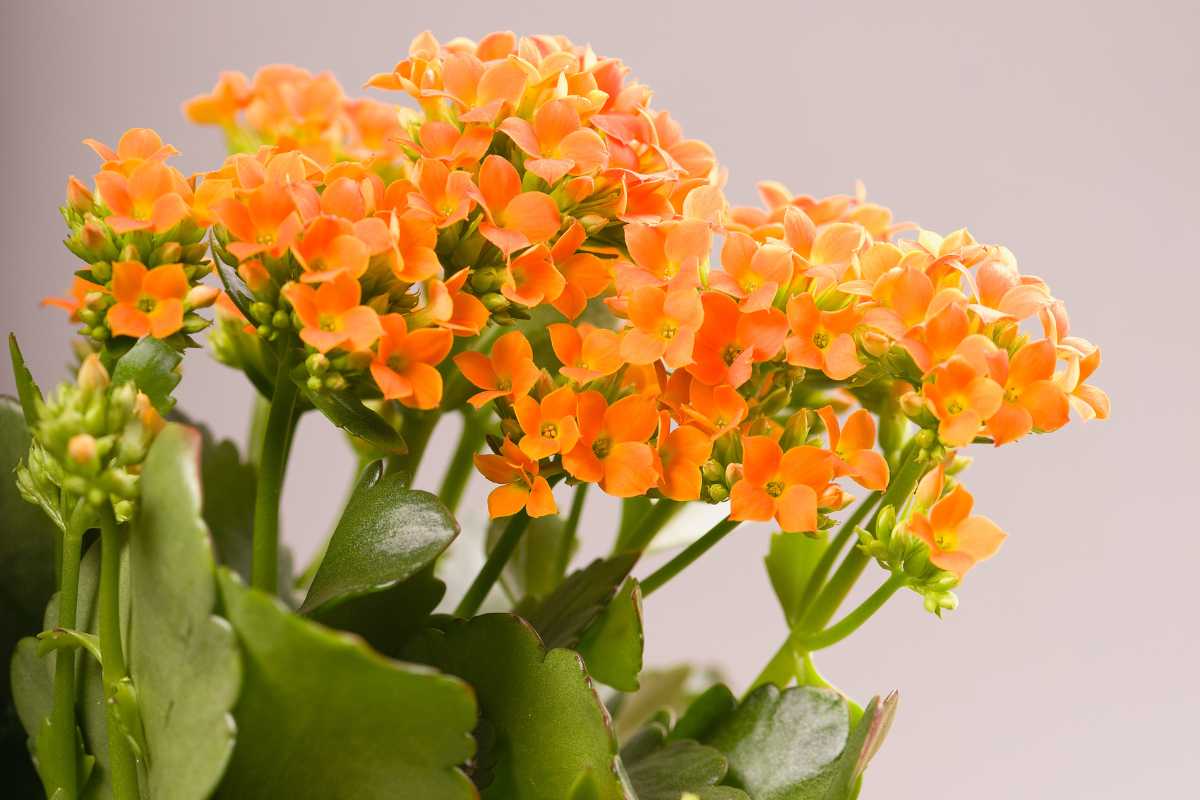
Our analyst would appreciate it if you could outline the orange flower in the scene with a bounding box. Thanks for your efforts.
[785,294,864,380]
[817,406,889,490]
[183,71,250,128]
[908,484,1006,578]
[549,221,612,320]
[709,232,792,312]
[453,330,541,408]
[423,269,489,335]
[499,99,608,185]
[354,210,442,283]
[548,323,623,384]
[615,220,709,292]
[1064,345,1110,422]
[475,155,561,257]
[514,386,580,459]
[655,412,713,501]
[730,436,835,533]
[213,182,305,261]
[680,379,748,438]
[501,245,566,307]
[43,276,105,321]
[689,292,788,388]
[984,340,1070,445]
[369,314,453,409]
[922,356,1004,447]
[84,128,178,172]
[398,120,494,169]
[282,272,382,354]
[408,158,476,228]
[93,160,191,234]
[107,261,188,339]
[474,437,557,519]
[294,216,370,283]
[620,286,704,368]
[563,391,659,497]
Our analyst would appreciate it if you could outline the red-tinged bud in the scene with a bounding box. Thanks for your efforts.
[67,433,98,466]
[81,219,109,250]
[76,353,110,391]
[185,285,220,309]
[66,176,94,211]
[238,260,271,294]
[135,392,165,433]
[861,331,890,358]
[725,462,744,486]
[819,483,851,511]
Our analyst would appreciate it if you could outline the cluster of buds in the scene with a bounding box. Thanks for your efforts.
[17,355,164,523]
[49,129,220,348]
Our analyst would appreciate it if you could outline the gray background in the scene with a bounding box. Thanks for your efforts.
[3,1,1197,797]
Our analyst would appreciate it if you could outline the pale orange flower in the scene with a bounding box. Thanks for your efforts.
[453,330,541,408]
[107,262,188,339]
[655,412,713,501]
[689,292,788,388]
[817,406,889,490]
[474,155,561,257]
[282,272,382,354]
[94,160,191,234]
[563,391,659,497]
[514,386,580,460]
[43,276,105,321]
[369,314,453,409]
[620,286,704,368]
[709,232,792,312]
[908,484,1006,578]
[785,294,864,380]
[408,158,477,228]
[922,356,1004,447]
[499,98,609,184]
[985,340,1070,445]
[548,323,622,384]
[474,438,556,519]
[730,437,835,533]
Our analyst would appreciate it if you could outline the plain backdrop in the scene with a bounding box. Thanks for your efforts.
[2,1,1197,797]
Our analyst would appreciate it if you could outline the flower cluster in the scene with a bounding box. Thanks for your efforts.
[17,355,164,524]
[42,30,1109,601]
[49,129,219,347]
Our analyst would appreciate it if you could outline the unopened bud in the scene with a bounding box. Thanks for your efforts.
[481,292,509,312]
[913,428,936,450]
[112,499,135,521]
[861,331,890,358]
[250,302,274,324]
[67,433,98,466]
[899,390,928,420]
[760,386,790,416]
[306,353,330,376]
[725,462,744,486]
[700,459,725,483]
[119,244,140,263]
[90,260,113,282]
[152,242,183,266]
[185,285,220,310]
[183,313,210,334]
[76,354,110,391]
[66,176,94,211]
[323,373,348,392]
[81,220,111,253]
[874,504,896,542]
[707,484,729,503]
[271,310,291,329]
[500,418,523,440]
[344,350,371,371]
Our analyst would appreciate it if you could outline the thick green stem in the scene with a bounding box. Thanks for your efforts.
[98,507,138,800]
[438,411,485,515]
[799,445,928,632]
[455,512,531,617]
[252,356,299,594]
[389,409,440,479]
[557,483,589,577]
[801,573,906,652]
[794,491,882,619]
[749,637,799,693]
[49,504,87,799]
[614,498,681,554]
[641,519,739,597]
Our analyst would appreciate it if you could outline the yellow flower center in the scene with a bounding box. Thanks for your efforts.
[318,313,340,332]
[592,436,611,460]
[136,295,157,313]
[934,528,958,551]
[722,344,744,366]
[946,397,965,415]
[765,480,785,498]
[496,377,512,391]
[812,331,830,349]
[659,321,679,340]
[387,353,409,372]
[1004,386,1021,403]
[540,422,559,440]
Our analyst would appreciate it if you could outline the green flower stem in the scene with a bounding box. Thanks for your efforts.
[557,483,589,577]
[798,444,928,633]
[98,506,138,800]
[748,637,799,694]
[251,355,300,594]
[614,498,681,554]
[801,573,906,651]
[454,512,531,618]
[437,411,485,515]
[389,409,440,479]
[793,491,882,620]
[640,518,740,597]
[49,502,88,800]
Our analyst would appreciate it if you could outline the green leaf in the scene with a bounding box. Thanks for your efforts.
[193,420,258,582]
[404,614,625,800]
[216,570,477,799]
[486,513,572,603]
[299,383,407,455]
[110,336,182,414]
[820,692,898,800]
[1,397,57,790]
[624,739,733,800]
[213,255,255,321]
[765,532,827,627]
[8,334,43,425]
[523,553,638,650]
[610,665,694,741]
[705,685,852,800]
[130,424,242,800]
[300,460,459,614]
[669,683,737,743]
[35,630,101,663]
[576,578,644,691]
[307,568,445,658]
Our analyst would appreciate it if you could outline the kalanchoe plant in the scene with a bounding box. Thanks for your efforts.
[2,29,1109,800]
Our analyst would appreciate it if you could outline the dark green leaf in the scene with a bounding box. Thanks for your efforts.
[308,568,445,658]
[523,553,637,650]
[705,685,851,800]
[1,397,57,789]
[765,532,827,626]
[213,253,255,321]
[624,739,730,800]
[301,460,459,614]
[216,570,477,799]
[576,578,643,691]
[193,422,257,582]
[7,335,42,426]
[110,337,182,414]
[610,665,694,741]
[670,683,737,743]
[299,383,407,454]
[404,613,625,800]
[130,424,241,800]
